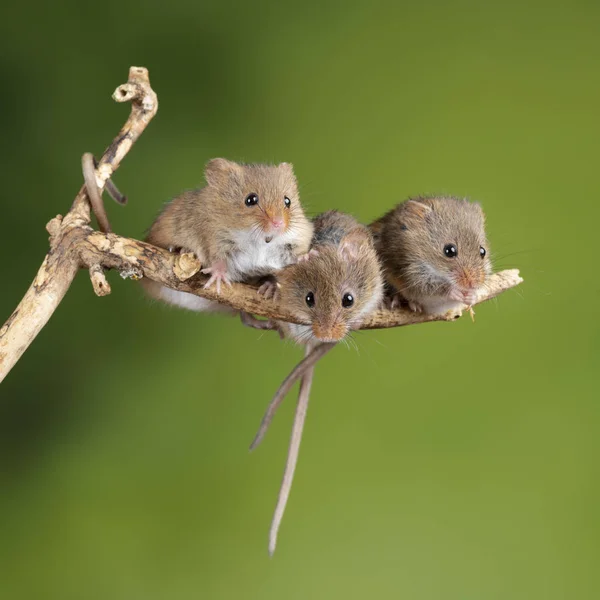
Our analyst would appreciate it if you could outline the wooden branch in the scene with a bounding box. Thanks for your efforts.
[0,215,523,383]
[80,233,522,327]
[0,66,157,384]
[0,64,524,385]
[17,226,524,329]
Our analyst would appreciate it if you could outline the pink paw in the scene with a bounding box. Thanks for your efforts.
[449,288,478,306]
[297,248,319,262]
[257,279,279,301]
[201,261,232,294]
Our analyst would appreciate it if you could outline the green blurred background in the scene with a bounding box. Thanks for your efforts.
[1,0,598,598]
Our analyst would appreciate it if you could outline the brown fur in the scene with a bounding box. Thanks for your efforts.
[370,196,492,312]
[277,211,384,343]
[142,159,313,308]
[146,159,311,264]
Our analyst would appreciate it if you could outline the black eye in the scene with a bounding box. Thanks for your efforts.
[480,246,486,258]
[305,292,315,307]
[342,293,354,308]
[284,196,291,208]
[245,193,259,207]
[443,244,458,258]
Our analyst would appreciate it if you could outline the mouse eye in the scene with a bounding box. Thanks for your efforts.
[479,246,486,258]
[305,292,315,307]
[284,196,291,208]
[342,293,354,308]
[443,244,458,258]
[245,193,259,207]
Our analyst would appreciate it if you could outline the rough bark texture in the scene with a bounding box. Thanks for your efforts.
[0,66,524,384]
[0,66,158,383]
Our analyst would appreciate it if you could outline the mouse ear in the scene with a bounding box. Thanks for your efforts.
[471,201,484,215]
[205,158,243,187]
[404,200,433,220]
[278,162,295,176]
[338,228,368,262]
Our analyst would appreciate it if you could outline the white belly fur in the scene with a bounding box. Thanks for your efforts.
[418,295,465,315]
[158,286,236,314]
[227,229,294,280]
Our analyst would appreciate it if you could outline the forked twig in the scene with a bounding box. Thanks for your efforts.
[0,66,157,383]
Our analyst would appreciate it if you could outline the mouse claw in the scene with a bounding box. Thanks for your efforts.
[386,293,405,310]
[408,300,424,313]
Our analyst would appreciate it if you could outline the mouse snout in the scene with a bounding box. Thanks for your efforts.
[456,266,485,290]
[312,320,348,343]
[451,267,486,306]
[263,209,287,233]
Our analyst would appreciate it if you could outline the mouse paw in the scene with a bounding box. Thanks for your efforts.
[382,293,405,310]
[201,260,232,294]
[297,248,319,262]
[408,300,424,313]
[257,276,280,301]
[449,289,477,306]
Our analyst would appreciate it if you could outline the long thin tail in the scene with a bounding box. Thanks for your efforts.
[250,342,336,450]
[268,352,315,556]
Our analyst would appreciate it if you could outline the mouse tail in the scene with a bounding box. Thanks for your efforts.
[268,351,315,556]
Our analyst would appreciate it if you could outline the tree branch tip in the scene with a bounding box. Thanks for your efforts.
[112,67,156,113]
[89,265,111,297]
[112,83,137,103]
[129,66,150,80]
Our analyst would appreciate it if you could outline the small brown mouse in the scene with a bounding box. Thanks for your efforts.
[142,158,314,310]
[370,196,492,314]
[246,210,384,555]
[274,210,384,344]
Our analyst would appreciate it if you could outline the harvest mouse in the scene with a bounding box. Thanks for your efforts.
[370,196,492,314]
[273,210,384,344]
[142,158,313,311]
[245,210,383,555]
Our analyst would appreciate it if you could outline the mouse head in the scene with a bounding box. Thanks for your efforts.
[278,230,383,343]
[205,158,306,243]
[398,197,492,304]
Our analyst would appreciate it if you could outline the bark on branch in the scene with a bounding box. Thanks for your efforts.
[0,66,157,383]
[0,66,523,385]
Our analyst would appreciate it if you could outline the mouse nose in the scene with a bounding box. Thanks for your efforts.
[312,321,347,343]
[270,217,285,229]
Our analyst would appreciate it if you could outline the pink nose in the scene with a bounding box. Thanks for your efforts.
[271,218,284,229]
